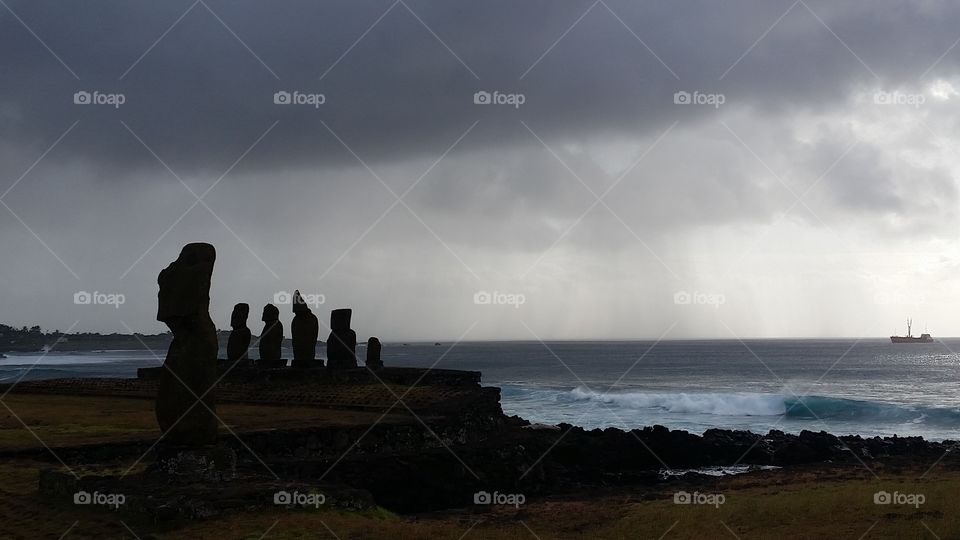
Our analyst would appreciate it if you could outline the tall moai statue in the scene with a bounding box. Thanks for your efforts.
[366,337,383,369]
[155,243,218,447]
[290,290,320,368]
[258,303,284,367]
[326,308,357,369]
[226,303,251,364]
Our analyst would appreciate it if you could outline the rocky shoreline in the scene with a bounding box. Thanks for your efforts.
[9,371,957,517]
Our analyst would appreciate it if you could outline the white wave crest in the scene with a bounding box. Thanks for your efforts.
[568,387,786,416]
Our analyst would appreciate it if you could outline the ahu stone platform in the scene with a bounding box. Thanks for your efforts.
[1,367,494,416]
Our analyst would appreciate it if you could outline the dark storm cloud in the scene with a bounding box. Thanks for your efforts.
[4,0,960,338]
[3,0,960,176]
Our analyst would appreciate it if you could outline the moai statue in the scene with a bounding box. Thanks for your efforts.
[258,304,284,367]
[326,308,357,369]
[226,303,251,364]
[366,337,383,369]
[155,243,218,447]
[290,290,320,368]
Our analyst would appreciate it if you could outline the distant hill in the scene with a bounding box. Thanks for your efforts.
[0,324,316,352]
[0,324,173,352]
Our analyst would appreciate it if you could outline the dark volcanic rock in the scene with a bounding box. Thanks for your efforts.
[226,303,251,364]
[366,337,382,369]
[258,304,284,367]
[773,430,844,465]
[291,290,320,369]
[326,308,357,369]
[152,444,237,482]
[155,242,218,447]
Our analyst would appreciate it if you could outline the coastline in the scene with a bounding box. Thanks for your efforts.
[1,367,958,537]
[6,339,960,441]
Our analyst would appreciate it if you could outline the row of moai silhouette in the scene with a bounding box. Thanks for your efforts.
[225,291,382,369]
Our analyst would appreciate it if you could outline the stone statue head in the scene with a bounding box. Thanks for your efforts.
[262,303,280,322]
[157,243,216,325]
[230,303,249,329]
[330,308,352,331]
[292,290,311,314]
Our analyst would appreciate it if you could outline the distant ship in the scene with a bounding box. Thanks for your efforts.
[890,318,933,343]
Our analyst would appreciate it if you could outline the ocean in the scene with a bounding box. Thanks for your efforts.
[2,339,959,440]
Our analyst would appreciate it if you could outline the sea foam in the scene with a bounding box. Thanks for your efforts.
[568,387,786,416]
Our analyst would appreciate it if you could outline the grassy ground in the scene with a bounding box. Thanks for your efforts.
[0,394,413,449]
[0,394,956,538]
[0,460,956,538]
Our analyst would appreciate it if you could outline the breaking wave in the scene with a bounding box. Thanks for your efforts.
[566,387,960,426]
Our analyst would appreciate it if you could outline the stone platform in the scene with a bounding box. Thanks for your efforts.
[138,364,481,387]
[1,367,493,414]
[9,364,509,518]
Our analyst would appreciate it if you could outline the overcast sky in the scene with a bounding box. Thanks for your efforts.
[3,0,960,340]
